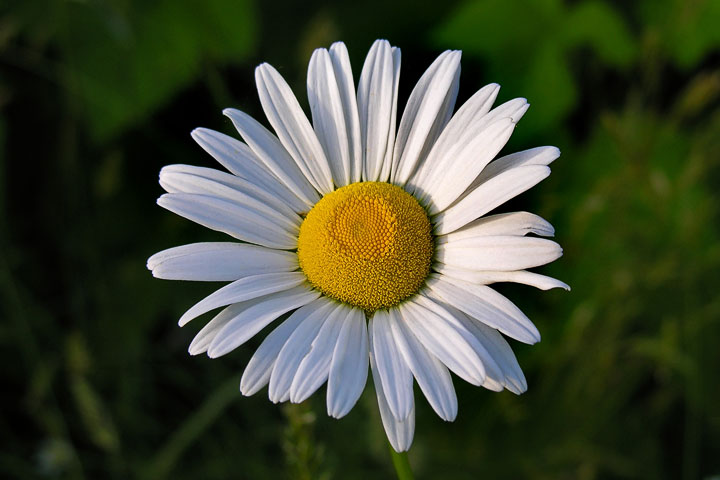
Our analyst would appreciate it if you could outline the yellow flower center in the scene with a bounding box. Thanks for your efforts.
[297,182,433,311]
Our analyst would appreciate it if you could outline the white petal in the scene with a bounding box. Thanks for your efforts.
[206,285,320,358]
[240,312,307,396]
[425,275,540,344]
[433,165,551,234]
[379,47,402,182]
[308,47,358,187]
[159,164,301,226]
[329,42,363,184]
[327,306,369,418]
[370,310,413,421]
[448,146,559,216]
[188,306,237,356]
[290,303,347,404]
[370,352,415,452]
[148,242,297,282]
[448,306,527,394]
[399,297,486,385]
[477,97,530,124]
[157,193,298,249]
[412,97,528,210]
[190,128,307,212]
[436,212,554,245]
[391,50,461,185]
[223,108,320,208]
[473,146,560,187]
[358,40,400,182]
[411,294,506,387]
[389,308,457,421]
[424,117,517,213]
[178,272,307,326]
[255,63,334,194]
[408,83,499,194]
[434,264,570,291]
[268,298,335,403]
[436,235,563,272]
[425,302,503,392]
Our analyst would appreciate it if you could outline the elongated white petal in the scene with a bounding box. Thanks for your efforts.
[413,97,528,210]
[447,305,527,394]
[472,97,529,126]
[207,286,320,358]
[434,264,570,291]
[436,235,563,272]
[391,50,461,185]
[240,312,307,396]
[178,272,307,326]
[327,306,368,418]
[358,40,400,182]
[188,306,237,356]
[329,42,363,184]
[190,128,307,212]
[308,47,358,187]
[370,311,413,421]
[223,108,320,207]
[436,212,554,245]
[370,352,415,452]
[433,165,551,234]
[425,275,540,344]
[379,47,402,182]
[425,117,516,213]
[389,308,457,421]
[148,242,297,282]
[158,174,299,235]
[447,146,559,215]
[158,193,298,249]
[424,301,503,392]
[472,146,560,187]
[399,298,486,385]
[408,83,499,194]
[269,298,335,403]
[159,164,301,226]
[412,294,504,384]
[290,303,347,404]
[256,63,334,194]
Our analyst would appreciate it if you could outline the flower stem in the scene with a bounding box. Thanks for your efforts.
[388,444,414,480]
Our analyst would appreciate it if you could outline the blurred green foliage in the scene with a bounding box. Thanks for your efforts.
[1,0,719,479]
[8,0,256,141]
[435,0,637,135]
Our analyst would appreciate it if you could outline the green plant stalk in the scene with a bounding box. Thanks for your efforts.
[388,444,414,480]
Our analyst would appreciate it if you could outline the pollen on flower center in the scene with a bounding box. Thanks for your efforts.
[297,182,433,311]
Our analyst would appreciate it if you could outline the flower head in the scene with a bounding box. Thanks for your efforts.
[148,39,568,451]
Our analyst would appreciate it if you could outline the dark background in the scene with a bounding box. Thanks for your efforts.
[1,0,719,478]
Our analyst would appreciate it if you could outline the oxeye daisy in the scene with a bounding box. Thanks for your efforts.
[148,39,568,452]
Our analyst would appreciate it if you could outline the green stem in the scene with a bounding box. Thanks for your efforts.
[388,444,414,480]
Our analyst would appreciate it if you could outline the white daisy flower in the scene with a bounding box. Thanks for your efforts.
[148,39,568,452]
